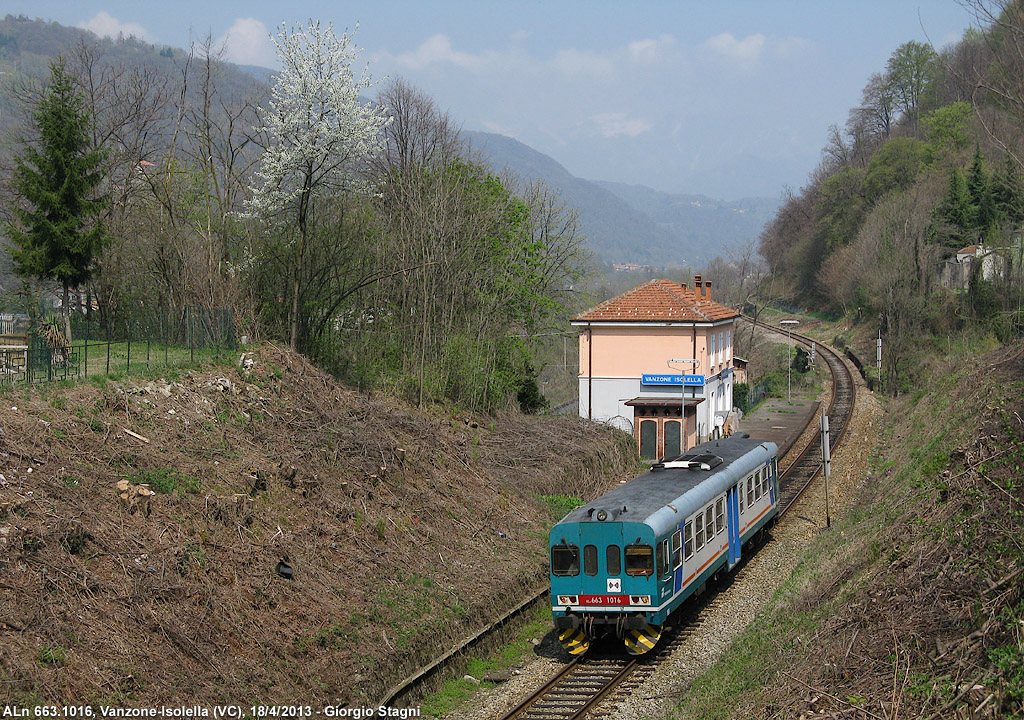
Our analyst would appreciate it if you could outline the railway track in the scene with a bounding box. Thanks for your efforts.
[495,322,858,720]
[762,320,857,515]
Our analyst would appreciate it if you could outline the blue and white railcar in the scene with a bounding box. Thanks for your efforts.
[549,434,779,655]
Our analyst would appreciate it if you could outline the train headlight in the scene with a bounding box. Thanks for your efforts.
[558,595,579,605]
[629,595,651,605]
[596,509,608,521]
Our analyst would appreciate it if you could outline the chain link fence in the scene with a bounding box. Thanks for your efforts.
[0,307,236,387]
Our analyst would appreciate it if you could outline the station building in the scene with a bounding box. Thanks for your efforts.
[572,276,739,460]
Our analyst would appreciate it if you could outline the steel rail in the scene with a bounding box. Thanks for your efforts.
[742,316,857,515]
[499,657,638,720]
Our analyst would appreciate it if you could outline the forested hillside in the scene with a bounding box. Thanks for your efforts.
[759,1,1024,392]
[0,16,589,415]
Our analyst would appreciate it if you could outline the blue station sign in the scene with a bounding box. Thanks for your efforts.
[642,373,706,387]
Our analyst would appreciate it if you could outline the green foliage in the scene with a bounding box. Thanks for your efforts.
[922,102,973,152]
[885,40,938,126]
[933,168,973,252]
[5,57,108,334]
[863,137,928,202]
[536,494,583,520]
[36,646,67,666]
[128,468,201,495]
[816,165,866,250]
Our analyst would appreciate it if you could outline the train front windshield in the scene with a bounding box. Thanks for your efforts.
[551,544,580,576]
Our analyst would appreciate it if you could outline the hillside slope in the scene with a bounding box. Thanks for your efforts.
[0,346,637,705]
[677,337,1024,719]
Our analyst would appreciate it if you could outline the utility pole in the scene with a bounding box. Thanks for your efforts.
[780,319,800,402]
[876,330,882,392]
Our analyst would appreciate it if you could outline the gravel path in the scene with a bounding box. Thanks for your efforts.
[446,363,883,720]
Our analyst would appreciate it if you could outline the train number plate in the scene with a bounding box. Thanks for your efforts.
[579,594,628,605]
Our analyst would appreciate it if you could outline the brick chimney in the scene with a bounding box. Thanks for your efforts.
[705,280,712,302]
[693,274,703,301]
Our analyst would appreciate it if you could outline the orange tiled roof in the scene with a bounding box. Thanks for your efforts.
[572,279,738,323]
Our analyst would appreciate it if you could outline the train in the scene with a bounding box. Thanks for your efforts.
[548,433,780,655]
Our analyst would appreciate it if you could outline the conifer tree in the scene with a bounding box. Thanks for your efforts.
[6,57,107,341]
[993,154,1024,228]
[966,146,997,234]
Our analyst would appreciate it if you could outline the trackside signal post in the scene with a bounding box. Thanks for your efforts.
[780,319,800,402]
[821,413,832,528]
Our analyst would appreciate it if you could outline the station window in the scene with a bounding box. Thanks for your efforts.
[672,530,682,569]
[584,544,598,576]
[716,498,725,533]
[695,514,705,551]
[684,521,693,560]
[551,544,580,576]
[625,544,654,576]
[705,506,715,540]
[606,545,621,576]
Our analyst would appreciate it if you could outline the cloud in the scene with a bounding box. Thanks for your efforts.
[702,33,766,65]
[591,112,653,138]
[552,48,614,77]
[628,35,675,63]
[217,18,277,68]
[388,34,494,72]
[78,12,149,41]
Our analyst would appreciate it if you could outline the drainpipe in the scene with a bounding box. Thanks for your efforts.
[587,324,593,421]
[691,325,697,443]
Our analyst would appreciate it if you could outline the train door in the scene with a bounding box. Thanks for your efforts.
[726,484,741,570]
[578,521,625,599]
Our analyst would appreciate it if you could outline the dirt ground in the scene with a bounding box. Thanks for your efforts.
[0,344,638,706]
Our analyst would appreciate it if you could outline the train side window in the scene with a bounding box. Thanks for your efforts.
[671,530,682,569]
[695,514,705,550]
[551,545,579,576]
[747,476,754,503]
[684,521,693,560]
[584,544,598,576]
[607,545,621,576]
[657,539,669,578]
[705,506,715,540]
[760,469,768,497]
[739,482,745,513]
[716,498,725,533]
[754,474,761,501]
[625,545,654,576]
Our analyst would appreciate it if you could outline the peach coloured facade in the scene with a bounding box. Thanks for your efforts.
[572,277,739,459]
[576,319,736,454]
[578,325,733,379]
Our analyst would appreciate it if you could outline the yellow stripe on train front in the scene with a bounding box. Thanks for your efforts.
[559,628,590,655]
[623,624,662,655]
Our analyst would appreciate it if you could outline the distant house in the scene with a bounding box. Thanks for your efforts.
[612,263,653,273]
[572,275,738,460]
[940,243,1007,289]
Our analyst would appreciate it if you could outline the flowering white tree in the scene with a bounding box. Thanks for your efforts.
[248,20,390,350]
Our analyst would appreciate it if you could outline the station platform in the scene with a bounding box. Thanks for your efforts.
[734,394,820,458]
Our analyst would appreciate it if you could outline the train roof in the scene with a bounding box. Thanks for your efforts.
[556,434,777,537]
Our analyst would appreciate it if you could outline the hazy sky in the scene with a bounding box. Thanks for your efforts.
[7,2,977,200]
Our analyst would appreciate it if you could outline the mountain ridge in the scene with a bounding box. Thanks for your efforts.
[463,129,779,266]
